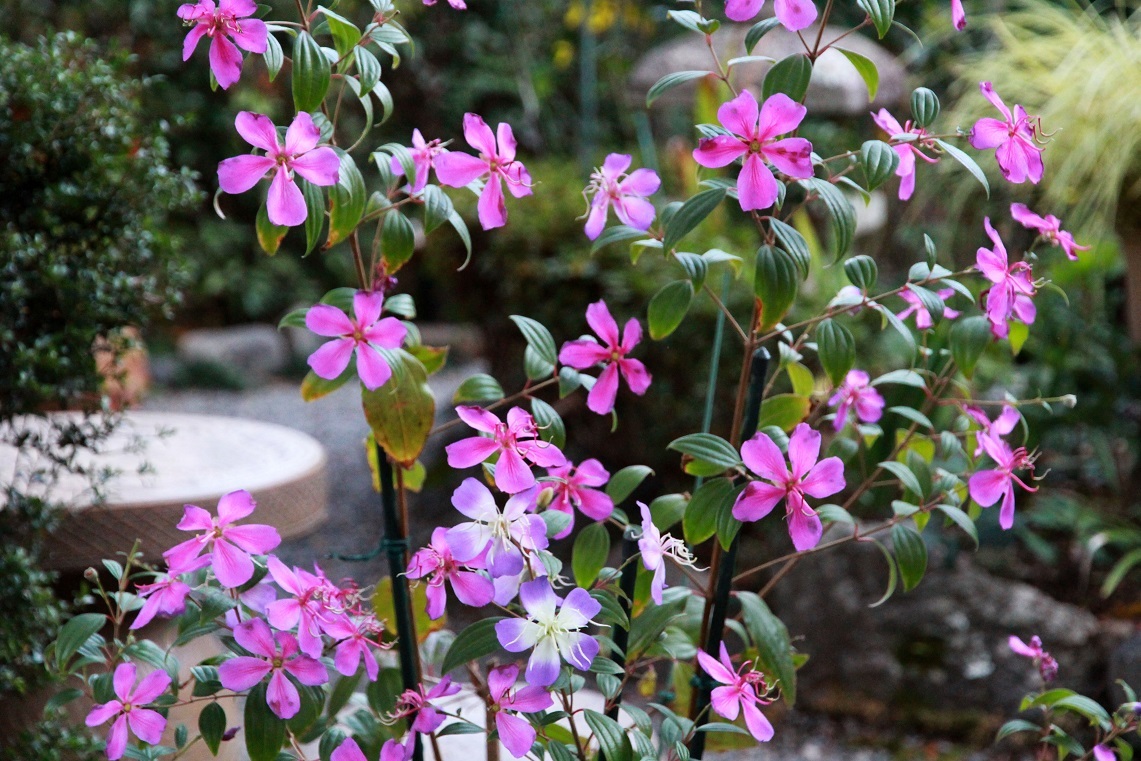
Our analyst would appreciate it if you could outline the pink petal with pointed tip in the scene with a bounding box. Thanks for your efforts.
[619,168,661,197]
[586,362,620,415]
[126,708,167,745]
[800,456,845,499]
[741,433,788,482]
[305,304,354,337]
[693,135,749,169]
[495,448,536,493]
[434,151,489,188]
[291,147,341,186]
[774,0,817,30]
[497,711,537,758]
[209,34,245,90]
[613,195,656,231]
[230,17,268,53]
[786,493,823,551]
[216,489,256,524]
[266,669,301,719]
[183,25,209,60]
[737,153,780,212]
[219,656,273,691]
[733,481,785,522]
[618,358,652,395]
[307,337,355,380]
[477,173,508,230]
[285,655,329,686]
[756,93,806,140]
[787,423,821,480]
[284,112,321,156]
[763,137,814,179]
[741,699,775,741]
[718,90,760,139]
[463,113,498,156]
[363,316,407,349]
[446,436,502,469]
[211,538,254,587]
[355,344,393,390]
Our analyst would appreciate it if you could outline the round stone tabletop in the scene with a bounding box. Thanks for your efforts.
[1,411,328,571]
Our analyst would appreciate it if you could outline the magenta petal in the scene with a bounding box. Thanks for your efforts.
[717,90,761,139]
[787,423,822,480]
[209,34,245,90]
[773,0,817,30]
[223,523,280,555]
[451,570,495,608]
[86,701,123,727]
[126,708,166,745]
[741,433,787,482]
[725,0,765,21]
[495,448,536,494]
[230,17,268,53]
[618,358,652,395]
[998,484,1017,530]
[697,650,736,686]
[969,118,1010,150]
[445,522,492,563]
[477,173,508,230]
[558,339,610,369]
[291,147,341,186]
[587,362,620,415]
[355,345,393,390]
[183,25,209,61]
[219,656,273,691]
[584,194,610,241]
[456,405,502,433]
[363,317,408,349]
[266,669,301,719]
[105,715,129,761]
[218,154,275,194]
[434,151,489,188]
[737,153,779,212]
[446,436,501,469]
[132,669,173,704]
[451,477,498,520]
[741,699,775,742]
[800,457,845,499]
[1008,636,1038,657]
[463,113,498,156]
[619,168,661,197]
[786,493,823,551]
[177,504,215,531]
[496,711,537,758]
[235,618,278,658]
[285,655,329,686]
[211,539,254,587]
[732,482,785,522]
[508,685,553,713]
[284,112,321,156]
[352,290,384,326]
[267,169,308,227]
[763,137,814,179]
[693,135,749,169]
[756,93,806,139]
[113,663,138,702]
[585,300,621,347]
[308,338,355,380]
[216,489,257,524]
[710,685,742,720]
[487,665,518,704]
[332,738,369,761]
[576,487,614,521]
[305,304,354,337]
[613,196,656,231]
[968,469,1007,507]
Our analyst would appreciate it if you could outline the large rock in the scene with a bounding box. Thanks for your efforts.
[629,20,906,115]
[769,524,1120,715]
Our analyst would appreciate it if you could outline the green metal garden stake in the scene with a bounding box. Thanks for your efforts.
[689,348,770,760]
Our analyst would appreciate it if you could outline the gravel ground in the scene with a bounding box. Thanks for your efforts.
[140,372,1029,761]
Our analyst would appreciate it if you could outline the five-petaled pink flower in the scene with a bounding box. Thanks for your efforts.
[545,459,614,539]
[178,0,267,90]
[390,678,461,733]
[724,0,818,31]
[435,114,532,230]
[86,663,172,761]
[321,613,386,682]
[444,478,549,578]
[968,432,1037,530]
[969,82,1044,185]
[896,287,961,330]
[305,291,407,390]
[217,111,340,227]
[407,526,496,618]
[164,490,281,588]
[1010,203,1089,261]
[693,91,814,212]
[827,370,885,432]
[218,618,328,719]
[977,217,1037,339]
[130,556,210,630]
[638,502,699,605]
[445,407,566,493]
[392,129,446,194]
[495,578,601,687]
[732,423,846,551]
[871,109,939,201]
[964,404,1019,456]
[558,300,652,415]
[487,665,555,758]
[1009,634,1058,682]
[583,154,660,240]
[697,643,775,743]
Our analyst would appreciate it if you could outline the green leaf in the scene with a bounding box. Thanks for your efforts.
[715,485,744,551]
[381,210,416,272]
[422,185,453,233]
[530,397,566,450]
[292,32,331,113]
[543,510,573,538]
[1053,695,1111,727]
[255,204,289,255]
[892,523,927,592]
[674,252,708,289]
[668,433,741,470]
[667,9,720,34]
[55,613,105,669]
[245,683,287,761]
[935,139,990,198]
[355,47,381,95]
[934,504,979,548]
[738,592,796,705]
[649,492,688,532]
[509,315,558,367]
[800,179,856,260]
[906,283,945,322]
[754,245,799,332]
[859,140,898,190]
[871,369,924,388]
[385,293,416,318]
[910,87,940,127]
[857,0,895,38]
[762,54,812,101]
[879,460,925,498]
[816,503,853,525]
[442,617,506,674]
[319,6,362,58]
[785,362,814,397]
[302,180,326,255]
[996,719,1040,742]
[199,702,226,755]
[838,49,880,101]
[327,152,366,248]
[524,345,556,381]
[606,465,654,504]
[757,393,810,432]
[361,351,435,466]
[648,280,694,340]
[745,18,783,53]
[573,523,611,587]
[844,255,878,290]
[1103,547,1141,597]
[263,32,284,81]
[591,224,651,254]
[583,710,632,761]
[453,374,504,404]
[815,318,855,387]
[769,219,810,278]
[646,71,710,107]
[662,187,725,253]
[949,315,992,379]
[684,477,736,545]
[869,539,898,607]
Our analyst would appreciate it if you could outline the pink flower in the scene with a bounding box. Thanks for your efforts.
[435,114,532,230]
[217,111,340,227]
[545,459,614,539]
[968,433,1037,530]
[692,91,813,212]
[827,370,885,432]
[177,0,267,90]
[1009,635,1058,682]
[583,154,660,240]
[495,578,601,687]
[218,619,328,719]
[951,0,967,30]
[724,0,818,32]
[638,502,698,605]
[445,407,566,493]
[322,614,385,681]
[732,423,846,551]
[392,129,446,194]
[390,678,461,734]
[871,109,939,201]
[85,663,172,760]
[444,478,549,578]
[130,556,210,630]
[333,736,416,761]
[164,490,280,588]
[1094,746,1117,761]
[969,82,1044,185]
[977,218,1037,339]
[305,291,407,390]
[964,404,1019,456]
[558,300,652,415]
[423,0,467,9]
[487,665,554,758]
[896,288,961,330]
[265,556,347,658]
[407,526,495,618]
[1010,203,1089,261]
[696,643,775,743]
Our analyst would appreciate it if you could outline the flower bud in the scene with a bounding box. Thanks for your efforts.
[1061,394,1077,408]
[84,567,99,582]
[535,486,556,509]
